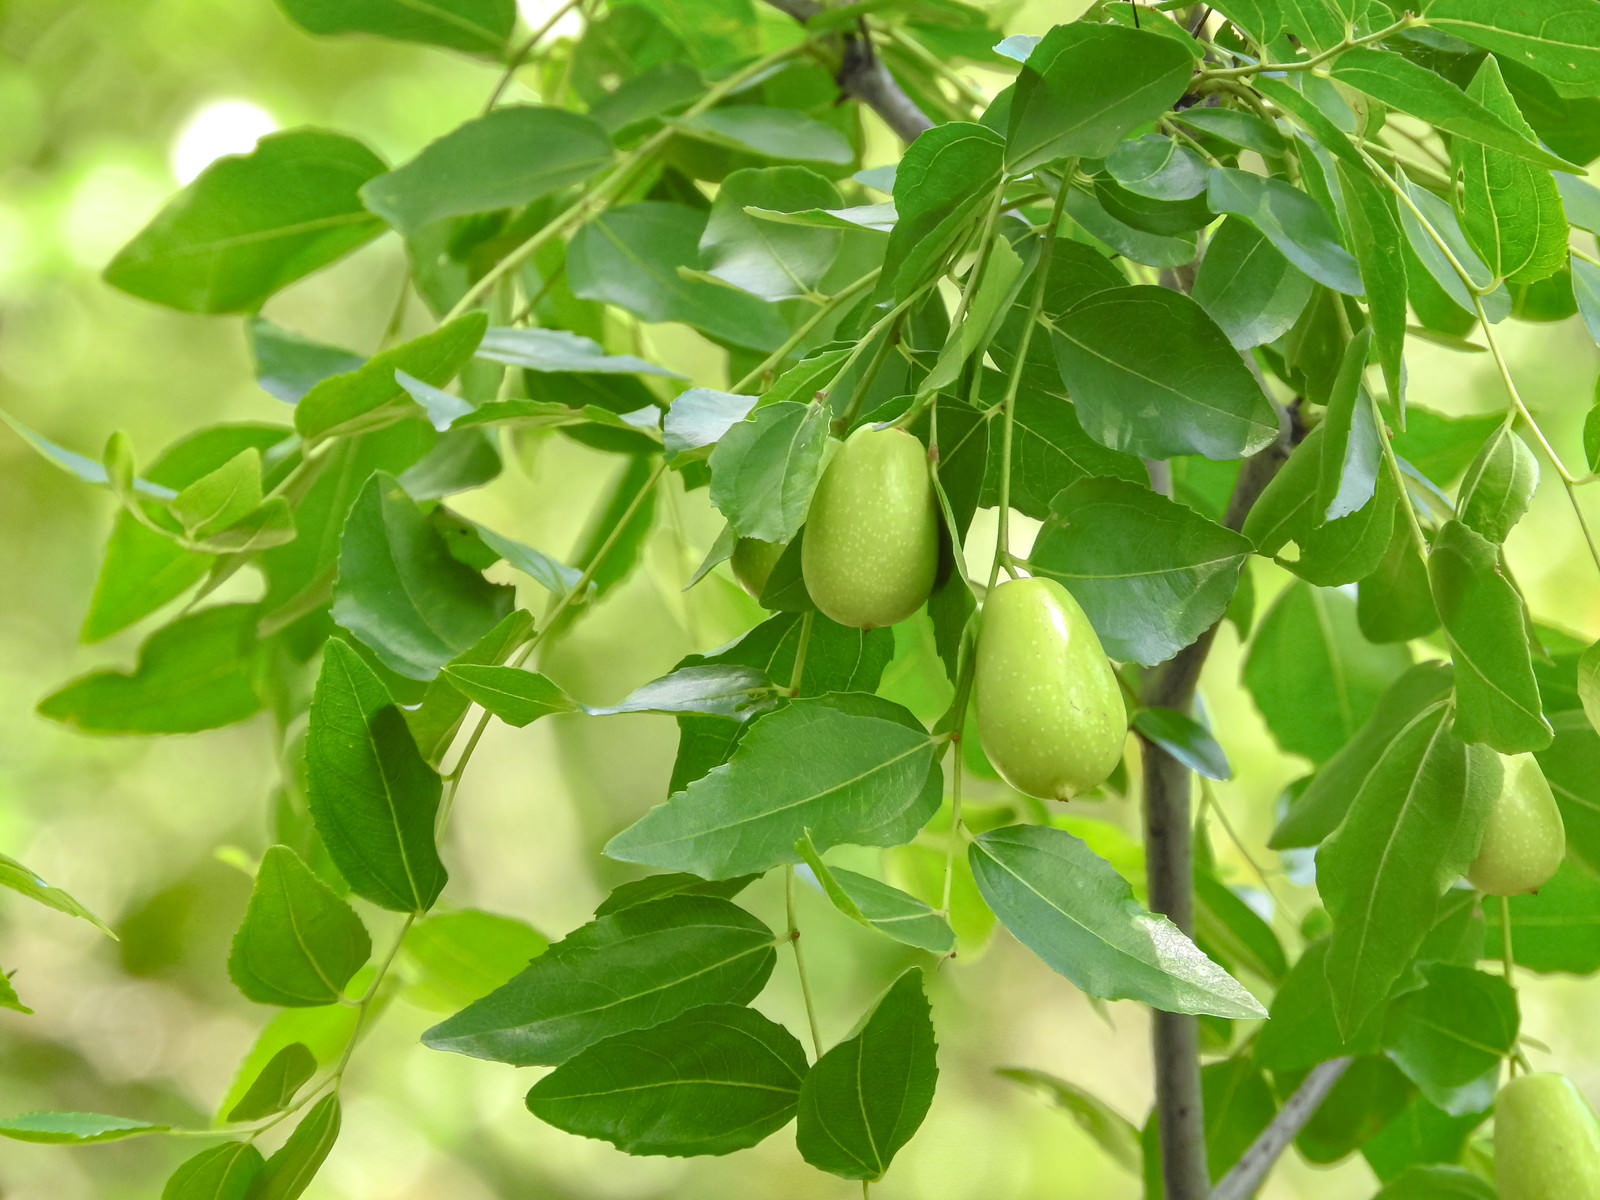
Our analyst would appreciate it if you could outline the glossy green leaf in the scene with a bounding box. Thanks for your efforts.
[0,1112,167,1144]
[1006,24,1194,173]
[970,824,1265,1019]
[587,664,777,719]
[1426,0,1600,98]
[439,665,577,727]
[38,605,262,735]
[796,969,938,1179]
[526,1004,808,1156]
[422,895,776,1065]
[1454,58,1569,286]
[305,638,447,912]
[698,167,843,302]
[1193,869,1287,985]
[1064,186,1197,269]
[476,325,680,378]
[1191,216,1315,350]
[609,693,940,879]
[1051,286,1277,460]
[162,1142,264,1200]
[1429,520,1552,753]
[1394,408,1508,488]
[1106,134,1208,201]
[1581,640,1600,735]
[1458,424,1538,544]
[253,1094,339,1200]
[1483,858,1600,974]
[403,908,549,1013]
[1538,711,1600,875]
[1316,329,1380,522]
[274,0,513,54]
[994,1068,1142,1172]
[228,846,371,1007]
[360,107,611,233]
[295,312,486,444]
[1253,939,1384,1072]
[922,236,1026,395]
[1316,686,1499,1036]
[1382,963,1517,1116]
[1358,522,1442,644]
[880,123,1004,300]
[403,608,534,765]
[593,873,757,918]
[1394,169,1510,323]
[662,388,757,463]
[332,473,514,680]
[104,129,386,312]
[1206,167,1362,295]
[1243,582,1413,764]
[677,106,852,166]
[1296,1056,1414,1165]
[1029,476,1252,667]
[990,386,1144,520]
[796,842,954,954]
[1330,49,1578,170]
[569,202,788,349]
[0,853,114,936]
[225,1043,317,1122]
[1336,160,1409,410]
[215,1006,361,1120]
[248,318,364,403]
[708,400,829,543]
[1134,708,1230,780]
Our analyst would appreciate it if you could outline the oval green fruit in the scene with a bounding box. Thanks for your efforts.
[731,537,786,600]
[1468,752,1565,896]
[975,576,1127,801]
[800,425,938,629]
[1494,1072,1600,1200]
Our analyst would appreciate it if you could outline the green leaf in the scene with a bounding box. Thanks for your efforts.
[228,846,372,1007]
[1254,939,1384,1072]
[1537,711,1600,874]
[796,969,938,1180]
[1425,0,1600,98]
[1050,286,1278,460]
[1359,522,1442,644]
[162,1142,264,1200]
[1372,1165,1496,1200]
[1243,582,1413,764]
[403,908,548,1013]
[1172,107,1287,158]
[273,0,513,55]
[225,1043,317,1122]
[525,1004,808,1156]
[38,605,261,735]
[167,448,279,544]
[988,386,1145,520]
[0,853,114,936]
[1330,49,1579,171]
[1457,425,1538,544]
[306,638,447,912]
[994,1068,1141,1172]
[422,895,776,1065]
[1316,328,1380,522]
[880,123,1004,300]
[1029,476,1253,667]
[569,202,788,350]
[1106,133,1208,201]
[1394,407,1507,488]
[663,389,757,463]
[104,129,386,313]
[969,824,1265,1019]
[700,168,849,301]
[587,664,778,719]
[921,237,1027,396]
[248,318,365,403]
[253,1094,339,1200]
[1336,162,1409,411]
[795,842,954,954]
[708,400,830,543]
[1134,708,1230,780]
[1429,520,1552,753]
[439,665,578,726]
[332,473,514,681]
[404,608,535,765]
[0,409,174,500]
[593,873,758,917]
[1205,167,1362,295]
[0,971,29,1015]
[1582,640,1600,735]
[1142,1056,1277,1186]
[1064,186,1198,269]
[1394,169,1510,323]
[1006,24,1195,173]
[676,106,853,165]
[1296,1056,1414,1165]
[477,326,681,378]
[607,693,941,880]
[360,107,612,233]
[216,1007,360,1120]
[1483,858,1600,974]
[1382,964,1517,1116]
[612,0,757,69]
[1193,868,1287,985]
[1453,59,1569,287]
[0,1112,167,1144]
[295,312,487,444]
[1316,687,1499,1036]
[1191,216,1315,350]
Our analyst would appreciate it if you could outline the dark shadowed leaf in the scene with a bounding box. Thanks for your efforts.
[1134,708,1230,780]
[1382,964,1517,1116]
[226,1043,317,1123]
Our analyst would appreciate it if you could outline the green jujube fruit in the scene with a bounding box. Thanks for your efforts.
[1467,752,1565,895]
[1493,1073,1600,1200]
[800,425,938,629]
[731,537,786,600]
[975,577,1127,801]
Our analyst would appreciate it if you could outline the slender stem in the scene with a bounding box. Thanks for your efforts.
[941,742,963,917]
[834,309,907,432]
[991,178,1071,589]
[1500,894,1517,988]
[788,610,815,694]
[881,25,987,109]
[1355,145,1490,298]
[379,265,413,349]
[1198,780,1283,908]
[1200,15,1417,80]
[1211,1059,1353,1200]
[331,913,416,1083]
[786,865,824,1058]
[1573,244,1600,269]
[1368,386,1432,559]
[484,0,582,113]
[729,268,881,394]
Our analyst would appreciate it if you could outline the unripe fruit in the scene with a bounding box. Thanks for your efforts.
[1467,752,1565,895]
[975,577,1127,801]
[1493,1072,1600,1200]
[731,537,785,600]
[800,425,938,629]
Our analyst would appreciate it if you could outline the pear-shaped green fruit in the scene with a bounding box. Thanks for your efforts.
[975,577,1127,801]
[1494,1072,1600,1200]
[1468,752,1565,895]
[800,425,938,629]
[731,537,786,600]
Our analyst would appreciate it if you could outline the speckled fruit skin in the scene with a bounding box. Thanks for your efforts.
[1468,752,1566,896]
[800,425,938,629]
[1493,1073,1600,1200]
[730,537,786,600]
[975,576,1127,801]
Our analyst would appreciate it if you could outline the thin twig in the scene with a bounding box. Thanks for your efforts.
[1210,1058,1352,1200]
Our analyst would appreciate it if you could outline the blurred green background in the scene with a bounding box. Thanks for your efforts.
[2,2,1598,1198]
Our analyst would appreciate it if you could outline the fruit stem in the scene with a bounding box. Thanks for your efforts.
[1501,893,1517,990]
[786,864,825,1059]
[788,610,815,695]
